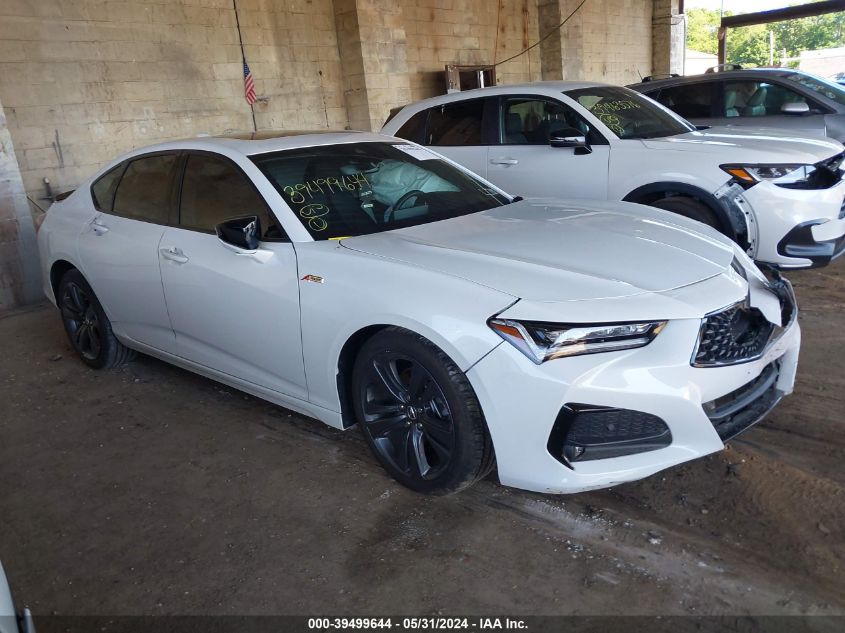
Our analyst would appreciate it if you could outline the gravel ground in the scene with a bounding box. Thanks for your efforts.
[0,264,843,618]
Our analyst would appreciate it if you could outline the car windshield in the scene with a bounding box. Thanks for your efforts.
[784,71,845,106]
[251,142,508,240]
[565,86,695,139]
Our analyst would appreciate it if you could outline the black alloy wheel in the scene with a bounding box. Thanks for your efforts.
[352,327,494,495]
[61,281,102,361]
[56,269,135,369]
[360,351,456,480]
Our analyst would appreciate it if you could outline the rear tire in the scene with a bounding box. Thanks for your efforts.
[351,327,494,495]
[649,196,720,230]
[57,269,136,369]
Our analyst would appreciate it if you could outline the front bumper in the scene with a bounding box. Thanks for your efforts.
[467,294,800,495]
[742,178,845,268]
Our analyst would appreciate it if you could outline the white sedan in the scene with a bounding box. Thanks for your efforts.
[37,132,800,494]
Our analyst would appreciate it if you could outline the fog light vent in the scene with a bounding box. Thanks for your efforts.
[548,405,672,466]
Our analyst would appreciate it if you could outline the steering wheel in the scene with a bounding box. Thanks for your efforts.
[386,189,426,223]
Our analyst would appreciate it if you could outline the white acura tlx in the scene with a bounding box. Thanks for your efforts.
[37,132,800,494]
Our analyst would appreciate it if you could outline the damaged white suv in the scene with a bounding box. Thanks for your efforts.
[383,82,845,269]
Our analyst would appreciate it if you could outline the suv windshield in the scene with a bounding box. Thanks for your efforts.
[251,142,508,240]
[565,86,695,139]
[784,71,845,107]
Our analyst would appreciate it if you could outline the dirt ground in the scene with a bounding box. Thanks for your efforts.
[1,264,844,618]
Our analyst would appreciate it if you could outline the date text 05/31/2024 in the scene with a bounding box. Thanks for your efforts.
[307,618,528,630]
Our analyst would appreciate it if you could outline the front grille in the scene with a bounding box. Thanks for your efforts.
[693,303,775,366]
[703,362,781,441]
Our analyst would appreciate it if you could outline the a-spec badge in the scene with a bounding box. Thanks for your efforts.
[301,274,325,284]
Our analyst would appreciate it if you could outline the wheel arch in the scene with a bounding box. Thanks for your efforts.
[336,324,392,429]
[622,181,748,248]
[49,259,79,302]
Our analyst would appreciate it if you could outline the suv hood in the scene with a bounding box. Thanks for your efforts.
[340,199,736,302]
[642,127,844,164]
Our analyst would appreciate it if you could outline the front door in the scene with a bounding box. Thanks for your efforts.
[158,152,307,400]
[486,97,611,199]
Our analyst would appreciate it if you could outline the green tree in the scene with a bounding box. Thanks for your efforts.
[686,6,845,69]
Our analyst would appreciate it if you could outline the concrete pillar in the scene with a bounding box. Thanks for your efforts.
[652,0,684,76]
[333,0,412,131]
[0,96,41,311]
[538,0,586,80]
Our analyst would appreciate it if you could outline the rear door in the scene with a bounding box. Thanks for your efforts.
[649,81,719,127]
[77,153,179,351]
[412,97,494,178]
[158,151,307,399]
[486,96,610,199]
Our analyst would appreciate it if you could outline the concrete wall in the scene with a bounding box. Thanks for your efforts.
[0,93,41,310]
[0,0,679,310]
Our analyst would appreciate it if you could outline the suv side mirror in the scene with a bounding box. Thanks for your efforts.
[216,215,261,252]
[781,101,810,115]
[549,127,592,154]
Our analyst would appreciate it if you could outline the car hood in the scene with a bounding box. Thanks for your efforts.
[339,199,736,302]
[642,127,844,164]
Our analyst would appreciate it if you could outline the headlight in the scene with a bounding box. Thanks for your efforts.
[487,318,667,364]
[720,163,814,188]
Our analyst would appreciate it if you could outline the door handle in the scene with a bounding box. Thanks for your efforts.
[91,219,109,235]
[490,158,519,166]
[160,247,189,264]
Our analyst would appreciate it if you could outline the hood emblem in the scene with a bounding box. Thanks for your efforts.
[301,274,324,284]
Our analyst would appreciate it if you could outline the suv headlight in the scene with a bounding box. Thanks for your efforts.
[487,319,667,364]
[720,163,815,188]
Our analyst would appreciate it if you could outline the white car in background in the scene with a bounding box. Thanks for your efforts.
[0,563,32,633]
[382,81,845,269]
[38,132,799,495]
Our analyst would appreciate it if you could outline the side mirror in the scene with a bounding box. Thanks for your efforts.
[550,127,592,154]
[781,101,810,115]
[216,215,261,252]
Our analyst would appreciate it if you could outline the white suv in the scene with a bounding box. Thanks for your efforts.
[382,81,845,269]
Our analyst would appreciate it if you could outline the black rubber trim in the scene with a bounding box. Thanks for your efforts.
[775,220,845,268]
[703,362,784,442]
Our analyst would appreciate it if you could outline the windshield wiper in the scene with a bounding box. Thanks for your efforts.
[509,196,524,204]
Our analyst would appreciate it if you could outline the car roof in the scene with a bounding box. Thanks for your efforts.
[107,130,398,162]
[390,80,618,113]
[629,67,800,90]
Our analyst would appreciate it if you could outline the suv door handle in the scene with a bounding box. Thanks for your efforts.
[490,158,519,165]
[91,219,109,235]
[160,247,189,264]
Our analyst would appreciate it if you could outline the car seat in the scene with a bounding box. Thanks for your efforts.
[743,87,768,116]
[505,113,527,144]
[724,89,739,117]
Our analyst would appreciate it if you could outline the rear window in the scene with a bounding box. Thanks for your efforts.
[393,110,428,144]
[90,164,124,212]
[112,154,177,224]
[427,100,484,146]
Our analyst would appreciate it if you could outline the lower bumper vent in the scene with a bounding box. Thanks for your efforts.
[702,362,782,441]
[548,405,672,465]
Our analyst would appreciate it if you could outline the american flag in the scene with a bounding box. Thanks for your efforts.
[243,61,256,105]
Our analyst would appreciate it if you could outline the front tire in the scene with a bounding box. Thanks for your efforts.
[57,269,135,369]
[351,327,494,495]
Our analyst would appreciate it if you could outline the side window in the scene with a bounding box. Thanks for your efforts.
[90,163,124,212]
[501,98,603,145]
[722,81,809,118]
[393,110,427,144]
[112,154,177,224]
[653,83,713,119]
[179,154,282,239]
[427,100,484,146]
